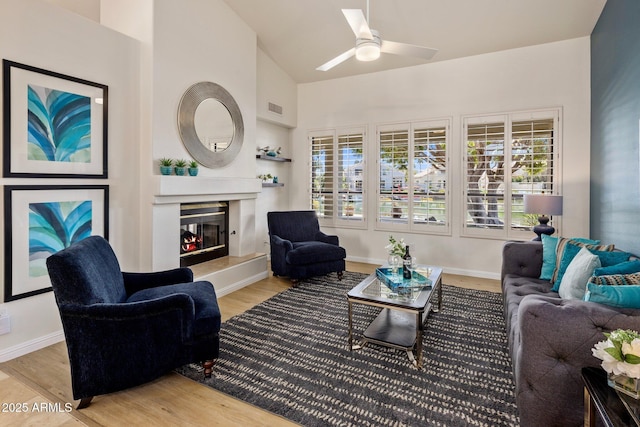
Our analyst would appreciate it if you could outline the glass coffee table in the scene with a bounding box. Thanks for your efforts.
[347,265,442,369]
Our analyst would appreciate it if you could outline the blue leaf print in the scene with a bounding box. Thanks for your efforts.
[28,201,93,277]
[27,84,91,163]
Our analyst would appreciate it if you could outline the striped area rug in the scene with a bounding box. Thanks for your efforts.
[176,271,519,426]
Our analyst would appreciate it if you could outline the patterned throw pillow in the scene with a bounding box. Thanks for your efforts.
[550,238,614,290]
[588,272,640,287]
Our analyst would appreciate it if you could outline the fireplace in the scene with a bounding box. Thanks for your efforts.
[180,202,229,267]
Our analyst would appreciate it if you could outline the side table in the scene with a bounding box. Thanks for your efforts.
[582,367,640,426]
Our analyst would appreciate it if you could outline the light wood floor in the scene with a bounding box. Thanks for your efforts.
[0,262,499,427]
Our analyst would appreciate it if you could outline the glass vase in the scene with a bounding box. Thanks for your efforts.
[608,373,640,399]
[387,254,401,278]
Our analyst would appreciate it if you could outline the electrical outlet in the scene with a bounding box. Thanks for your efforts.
[0,314,10,335]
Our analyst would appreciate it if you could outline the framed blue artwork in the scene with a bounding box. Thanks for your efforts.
[3,185,109,302]
[2,60,108,178]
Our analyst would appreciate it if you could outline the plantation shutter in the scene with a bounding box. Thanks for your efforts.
[463,109,560,238]
[509,113,557,232]
[412,124,448,228]
[378,126,409,224]
[464,117,506,231]
[311,133,334,218]
[337,131,364,222]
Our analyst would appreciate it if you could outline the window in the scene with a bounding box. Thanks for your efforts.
[310,127,365,227]
[463,109,560,238]
[377,119,450,234]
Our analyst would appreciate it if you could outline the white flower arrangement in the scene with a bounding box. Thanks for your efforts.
[592,329,640,379]
[385,235,406,257]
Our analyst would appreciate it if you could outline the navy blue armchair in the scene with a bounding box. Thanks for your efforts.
[267,211,346,282]
[46,236,220,409]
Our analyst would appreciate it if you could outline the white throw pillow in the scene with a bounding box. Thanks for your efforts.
[558,247,602,300]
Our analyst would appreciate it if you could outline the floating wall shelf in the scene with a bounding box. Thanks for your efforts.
[256,154,291,162]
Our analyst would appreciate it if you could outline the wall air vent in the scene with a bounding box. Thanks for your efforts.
[268,102,283,115]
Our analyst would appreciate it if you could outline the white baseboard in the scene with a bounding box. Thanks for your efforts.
[215,270,269,297]
[0,330,65,363]
[194,254,268,297]
[345,256,500,281]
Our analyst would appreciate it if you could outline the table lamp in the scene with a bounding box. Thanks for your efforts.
[523,194,563,241]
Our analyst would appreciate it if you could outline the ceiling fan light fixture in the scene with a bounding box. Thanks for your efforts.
[355,30,381,62]
[355,41,380,61]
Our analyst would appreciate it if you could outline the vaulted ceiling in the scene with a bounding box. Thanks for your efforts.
[223,0,607,83]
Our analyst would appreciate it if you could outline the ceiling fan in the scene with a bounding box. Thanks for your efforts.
[316,0,438,72]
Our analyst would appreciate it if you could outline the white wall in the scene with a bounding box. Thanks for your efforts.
[255,47,296,255]
[0,0,140,360]
[257,49,297,128]
[255,120,292,253]
[293,37,592,278]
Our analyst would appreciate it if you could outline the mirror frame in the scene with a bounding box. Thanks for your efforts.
[177,82,244,168]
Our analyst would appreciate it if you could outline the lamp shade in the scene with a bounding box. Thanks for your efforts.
[523,194,563,216]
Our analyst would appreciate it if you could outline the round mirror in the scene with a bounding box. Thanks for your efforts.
[194,99,234,152]
[177,82,244,168]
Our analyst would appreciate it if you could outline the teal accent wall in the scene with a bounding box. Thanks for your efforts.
[591,0,640,253]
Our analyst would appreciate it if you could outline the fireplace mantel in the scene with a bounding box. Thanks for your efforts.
[153,176,261,204]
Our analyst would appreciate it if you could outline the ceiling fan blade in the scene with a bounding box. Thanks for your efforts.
[316,48,356,71]
[342,9,373,39]
[381,40,438,60]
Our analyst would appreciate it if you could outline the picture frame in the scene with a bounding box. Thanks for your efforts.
[2,60,108,178]
[3,185,109,302]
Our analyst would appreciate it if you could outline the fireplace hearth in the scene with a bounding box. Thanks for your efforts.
[180,202,229,267]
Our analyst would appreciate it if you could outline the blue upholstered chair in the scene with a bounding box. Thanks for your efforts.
[267,211,346,282]
[46,236,220,409]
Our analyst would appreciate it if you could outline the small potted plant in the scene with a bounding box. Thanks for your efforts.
[188,160,199,176]
[174,159,188,176]
[159,158,173,175]
[258,174,273,183]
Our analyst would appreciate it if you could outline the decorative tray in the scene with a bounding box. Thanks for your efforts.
[375,267,432,290]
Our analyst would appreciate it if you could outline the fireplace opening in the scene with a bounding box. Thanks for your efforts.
[180,202,228,267]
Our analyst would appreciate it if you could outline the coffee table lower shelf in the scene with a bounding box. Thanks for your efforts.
[358,307,431,365]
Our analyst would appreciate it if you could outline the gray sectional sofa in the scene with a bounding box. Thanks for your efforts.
[501,240,640,427]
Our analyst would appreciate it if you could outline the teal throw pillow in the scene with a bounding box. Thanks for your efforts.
[589,250,631,268]
[594,259,640,276]
[550,239,613,291]
[584,283,640,309]
[540,235,558,280]
[540,235,599,281]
